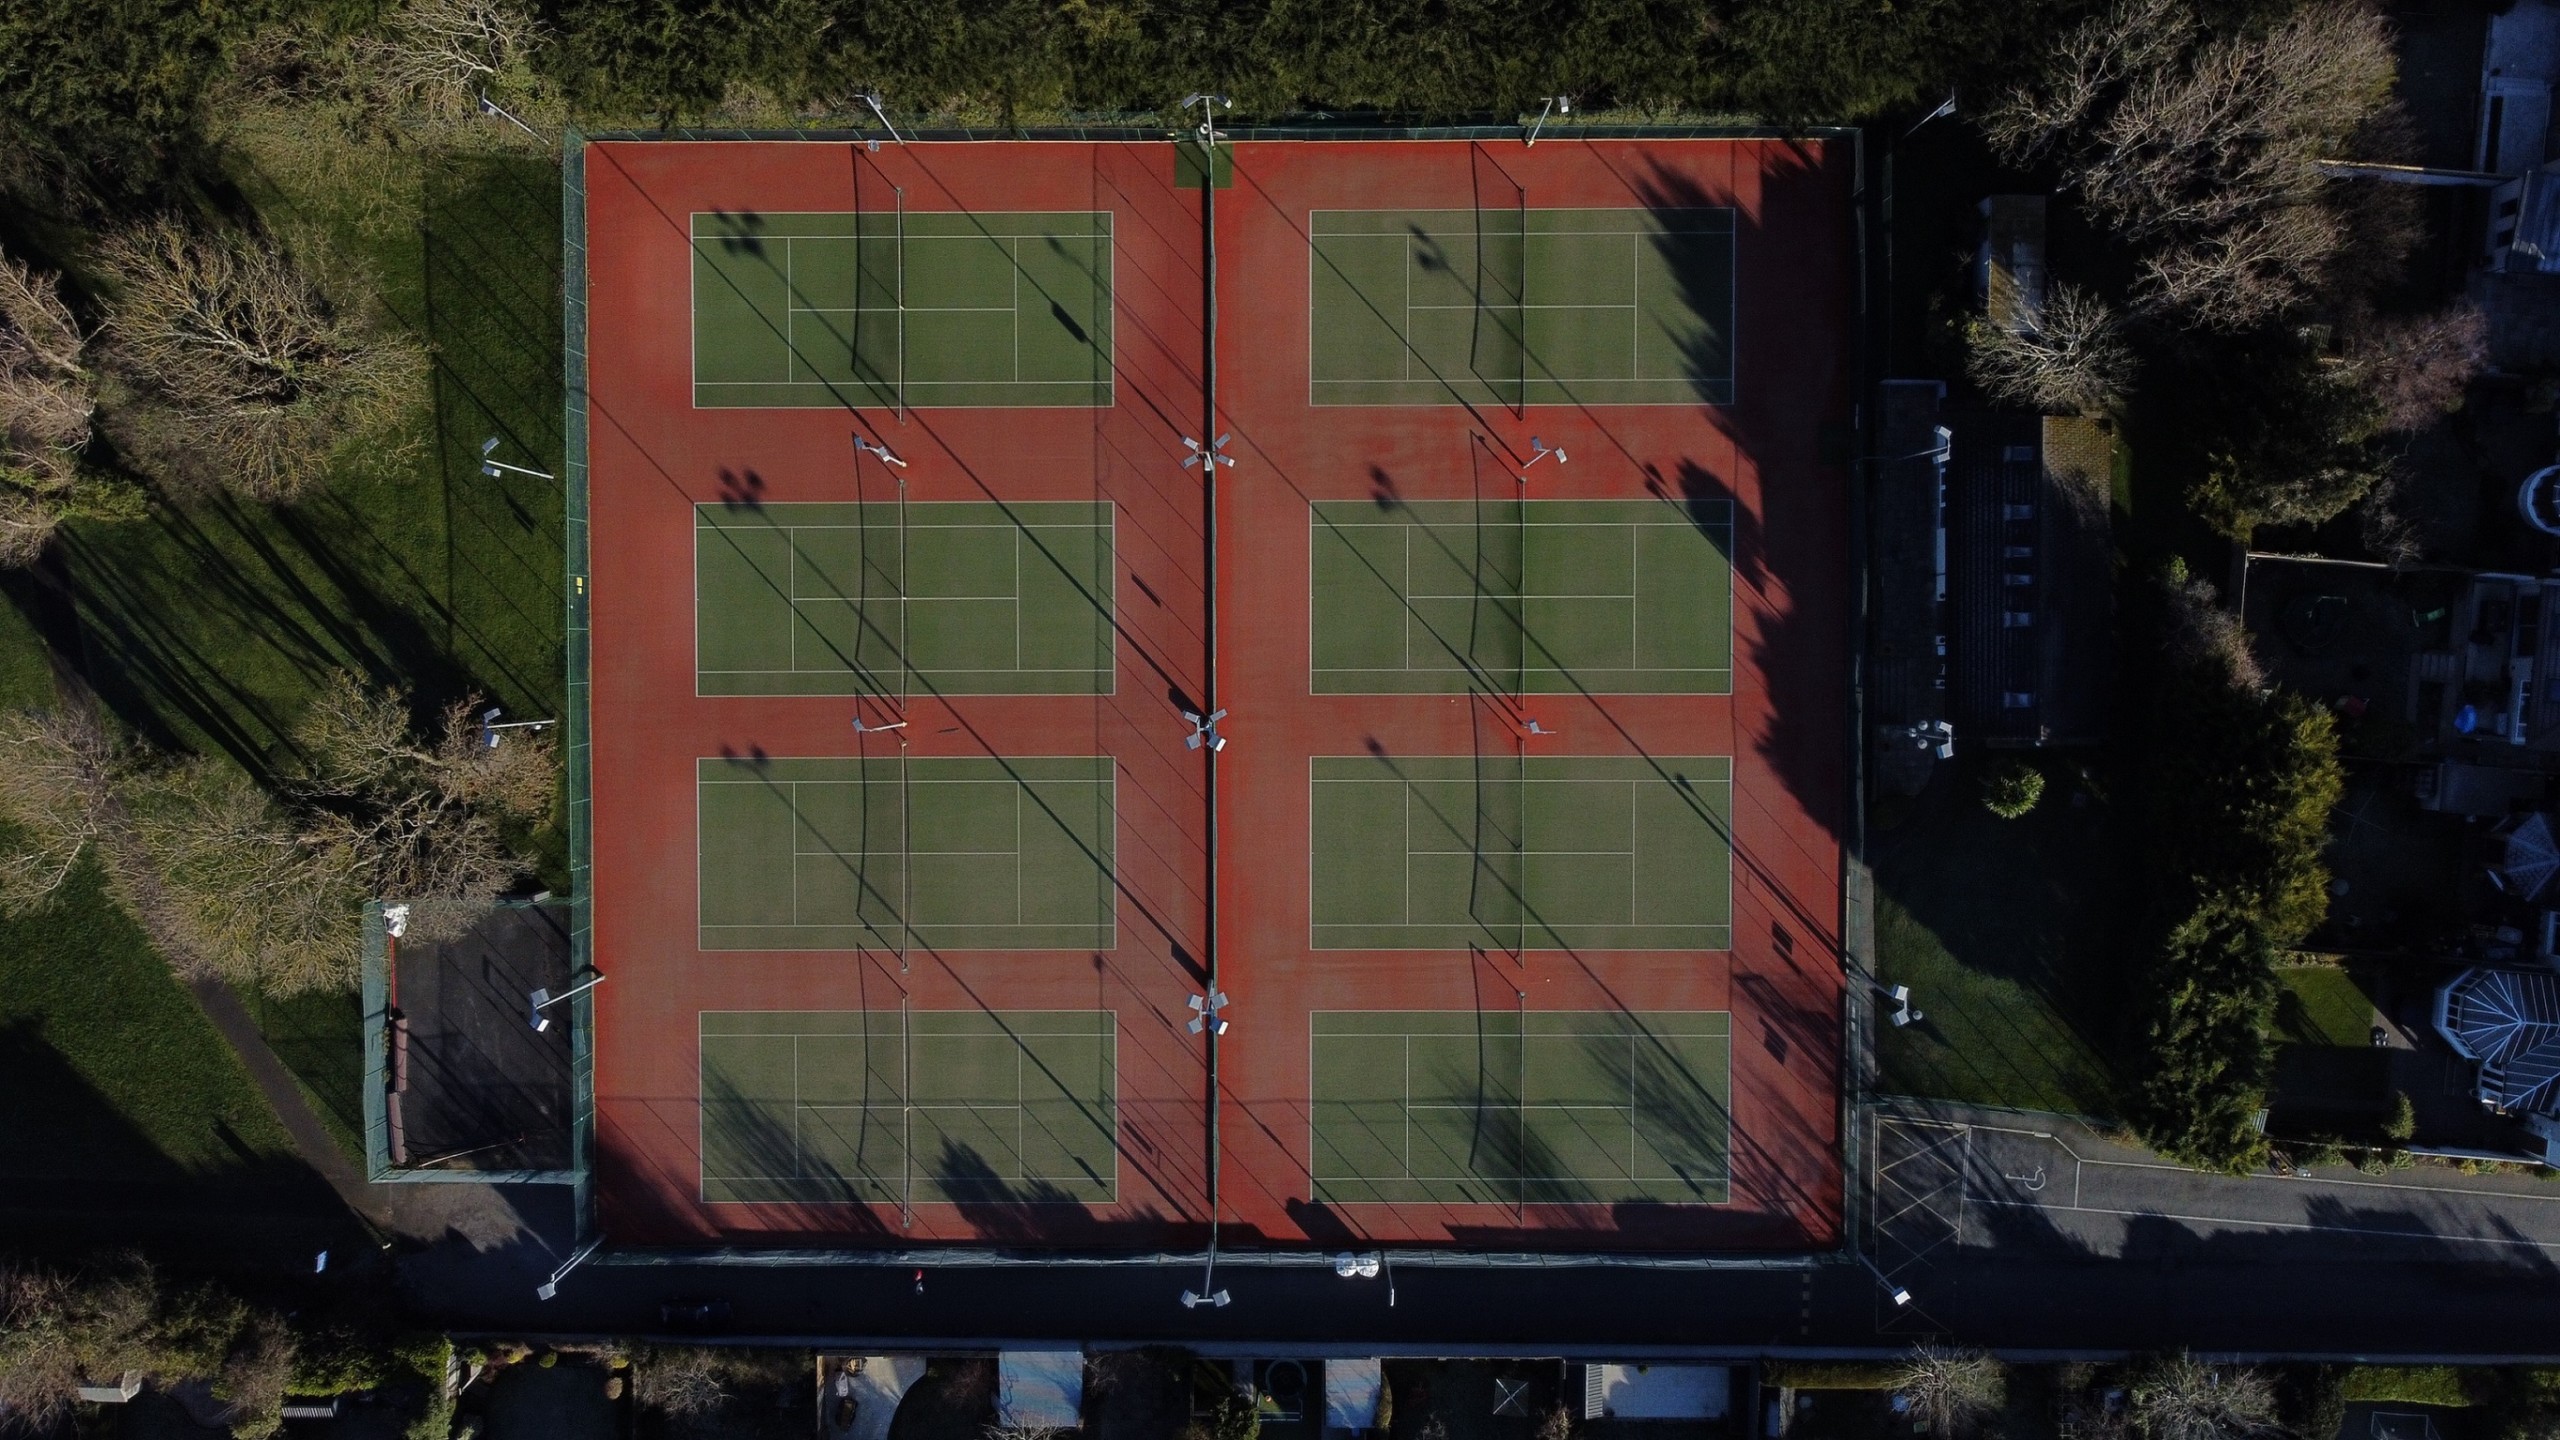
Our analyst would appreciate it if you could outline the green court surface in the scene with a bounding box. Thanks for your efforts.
[1311,499,1731,695]
[699,1010,1116,1204]
[1310,754,1731,951]
[692,211,1113,408]
[1311,1010,1730,1205]
[696,502,1114,697]
[697,756,1115,951]
[1309,208,1733,407]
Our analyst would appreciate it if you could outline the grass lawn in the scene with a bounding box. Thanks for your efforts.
[2278,965,2375,1047]
[1872,756,2126,1117]
[0,146,563,1178]
[247,986,366,1159]
[0,856,302,1178]
[58,148,566,796]
[0,589,304,1178]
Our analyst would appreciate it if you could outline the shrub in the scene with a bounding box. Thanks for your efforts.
[2127,907,2278,1172]
[2382,1090,2416,1144]
[400,1337,454,1440]
[2279,1366,2347,1440]
[1763,1361,1904,1390]
[2341,1366,2480,1408]
[1892,1347,2005,1436]
[1982,760,2046,820]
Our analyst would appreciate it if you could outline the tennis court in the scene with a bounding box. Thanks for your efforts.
[1311,499,1732,695]
[697,757,1116,952]
[699,1009,1117,1204]
[692,211,1113,408]
[696,502,1115,697]
[1309,208,1733,407]
[1311,1010,1730,1205]
[1310,755,1732,951]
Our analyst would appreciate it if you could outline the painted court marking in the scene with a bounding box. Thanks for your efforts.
[1308,754,1733,951]
[1874,1114,2560,1255]
[1310,1010,1732,1206]
[696,756,1117,952]
[1308,208,1735,407]
[699,1009,1118,1205]
[690,211,1115,408]
[694,502,1115,697]
[1310,499,1733,696]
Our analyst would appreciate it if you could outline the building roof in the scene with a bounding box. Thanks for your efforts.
[2439,966,2560,1115]
[1976,196,2048,334]
[1871,379,1948,732]
[1945,412,2115,746]
[2495,813,2560,902]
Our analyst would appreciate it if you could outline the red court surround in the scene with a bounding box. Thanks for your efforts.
[579,136,1851,1252]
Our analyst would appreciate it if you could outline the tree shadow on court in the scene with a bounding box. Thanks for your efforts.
[937,1139,1182,1246]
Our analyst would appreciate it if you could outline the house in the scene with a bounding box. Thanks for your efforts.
[2436,965,2560,1159]
[2409,572,2560,760]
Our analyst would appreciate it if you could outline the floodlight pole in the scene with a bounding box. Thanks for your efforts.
[479,706,557,748]
[528,969,606,1032]
[1180,1229,1230,1309]
[1177,82,1234,1328]
[1905,92,1958,138]
[859,92,906,145]
[477,93,549,148]
[481,437,556,480]
[535,1237,603,1301]
[1858,1253,1913,1307]
[1524,96,1571,148]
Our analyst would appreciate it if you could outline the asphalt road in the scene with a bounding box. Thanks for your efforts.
[387,1104,2560,1356]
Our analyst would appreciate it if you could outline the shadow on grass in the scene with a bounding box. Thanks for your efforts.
[1871,755,2127,1116]
[0,859,353,1260]
[57,148,565,781]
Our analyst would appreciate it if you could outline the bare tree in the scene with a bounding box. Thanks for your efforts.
[633,1347,732,1419]
[1967,283,2134,413]
[0,1257,164,1435]
[1983,0,2396,328]
[0,255,92,469]
[0,252,138,566]
[96,221,422,502]
[1892,1347,2006,1437]
[290,669,556,938]
[0,707,119,912]
[2160,567,2264,691]
[2132,204,2344,331]
[124,757,369,995]
[213,1311,295,1440]
[2357,463,2425,567]
[350,0,544,115]
[2128,1354,2279,1440]
[2351,302,2488,432]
